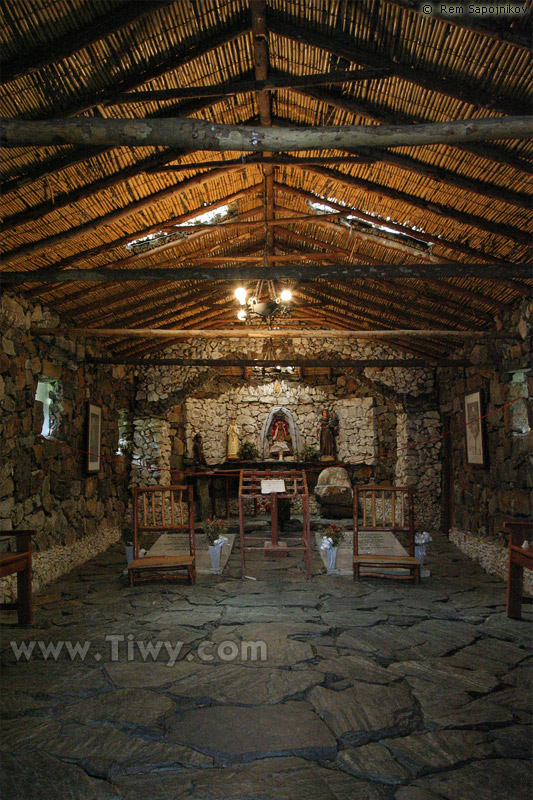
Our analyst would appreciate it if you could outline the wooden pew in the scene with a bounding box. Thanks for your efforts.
[353,486,420,583]
[505,520,533,620]
[0,530,33,625]
[128,485,196,587]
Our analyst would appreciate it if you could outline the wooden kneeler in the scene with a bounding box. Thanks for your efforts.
[128,485,196,587]
[353,486,420,583]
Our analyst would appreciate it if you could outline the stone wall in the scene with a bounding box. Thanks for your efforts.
[184,384,380,465]
[132,335,442,529]
[0,293,135,596]
[438,297,532,585]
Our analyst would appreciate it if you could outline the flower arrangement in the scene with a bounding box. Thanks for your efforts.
[321,523,344,548]
[302,444,319,461]
[238,440,259,460]
[203,517,229,545]
[415,531,432,546]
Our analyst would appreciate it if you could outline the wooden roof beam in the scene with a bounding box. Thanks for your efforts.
[90,356,469,367]
[31,326,513,340]
[4,262,530,288]
[2,115,529,153]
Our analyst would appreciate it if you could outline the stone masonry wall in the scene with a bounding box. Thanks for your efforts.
[184,384,379,465]
[132,335,442,530]
[0,293,135,597]
[438,297,532,586]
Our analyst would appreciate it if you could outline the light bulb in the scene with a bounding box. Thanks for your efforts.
[235,287,247,305]
[280,289,292,302]
[237,309,247,321]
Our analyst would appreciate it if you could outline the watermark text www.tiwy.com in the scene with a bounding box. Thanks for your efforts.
[10,636,267,666]
[421,3,529,15]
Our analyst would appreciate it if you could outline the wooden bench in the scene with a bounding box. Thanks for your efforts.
[0,530,33,625]
[353,486,420,583]
[128,485,196,587]
[505,521,533,620]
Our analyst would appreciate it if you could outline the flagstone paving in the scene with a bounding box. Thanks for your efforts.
[0,529,531,799]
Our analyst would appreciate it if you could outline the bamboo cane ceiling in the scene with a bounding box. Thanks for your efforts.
[0,0,531,359]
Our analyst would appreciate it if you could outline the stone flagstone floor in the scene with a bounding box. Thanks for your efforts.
[0,528,531,799]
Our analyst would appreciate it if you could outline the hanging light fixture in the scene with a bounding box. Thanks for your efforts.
[234,280,292,327]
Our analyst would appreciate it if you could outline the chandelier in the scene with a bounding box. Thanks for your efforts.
[234,280,292,327]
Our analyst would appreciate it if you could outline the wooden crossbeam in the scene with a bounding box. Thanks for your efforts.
[3,262,530,285]
[87,356,470,367]
[30,327,516,340]
[1,115,529,151]
[106,68,392,103]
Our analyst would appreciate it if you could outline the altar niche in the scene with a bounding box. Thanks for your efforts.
[260,407,302,461]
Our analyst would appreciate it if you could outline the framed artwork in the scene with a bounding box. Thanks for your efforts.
[464,391,485,466]
[86,403,102,473]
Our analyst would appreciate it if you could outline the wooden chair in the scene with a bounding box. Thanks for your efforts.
[128,485,196,587]
[504,520,533,619]
[0,530,33,624]
[353,486,420,583]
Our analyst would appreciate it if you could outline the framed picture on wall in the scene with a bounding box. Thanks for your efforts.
[464,391,486,466]
[86,403,102,473]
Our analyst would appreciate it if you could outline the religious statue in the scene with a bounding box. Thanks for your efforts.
[318,408,339,461]
[227,416,239,460]
[192,432,206,467]
[270,417,291,460]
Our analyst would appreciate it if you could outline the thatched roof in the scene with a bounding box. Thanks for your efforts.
[1,0,531,360]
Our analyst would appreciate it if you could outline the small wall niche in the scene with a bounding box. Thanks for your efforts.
[35,378,62,438]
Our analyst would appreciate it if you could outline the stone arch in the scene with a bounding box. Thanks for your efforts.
[260,406,302,459]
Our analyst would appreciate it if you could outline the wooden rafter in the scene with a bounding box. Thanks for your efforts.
[274,183,509,265]
[274,233,494,325]
[23,186,262,300]
[1,175,261,270]
[89,356,469,367]
[297,164,531,246]
[0,1,176,84]
[381,0,532,51]
[28,11,249,120]
[267,7,531,117]
[296,85,532,206]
